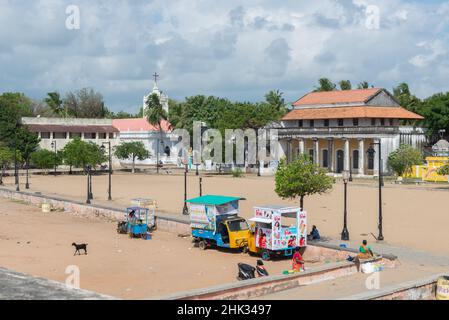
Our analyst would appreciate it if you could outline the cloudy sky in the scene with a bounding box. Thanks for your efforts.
[1,0,449,113]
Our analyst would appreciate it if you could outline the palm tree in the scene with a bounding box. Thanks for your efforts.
[339,80,352,90]
[145,93,168,174]
[44,92,64,117]
[357,81,371,89]
[314,78,336,92]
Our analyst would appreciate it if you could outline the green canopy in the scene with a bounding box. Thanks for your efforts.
[185,195,241,206]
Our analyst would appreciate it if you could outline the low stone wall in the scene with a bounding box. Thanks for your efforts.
[0,187,191,235]
[342,273,446,300]
[158,258,391,300]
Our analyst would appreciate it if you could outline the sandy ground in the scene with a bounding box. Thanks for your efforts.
[0,198,321,299]
[2,172,449,256]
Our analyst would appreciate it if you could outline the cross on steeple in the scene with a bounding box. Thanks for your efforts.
[153,72,160,85]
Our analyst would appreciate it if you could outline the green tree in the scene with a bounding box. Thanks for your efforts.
[387,144,423,177]
[0,146,13,185]
[30,149,60,172]
[314,78,336,92]
[64,88,108,118]
[275,156,335,209]
[265,90,286,112]
[0,92,33,146]
[44,92,64,116]
[114,141,149,174]
[60,138,107,170]
[145,93,168,174]
[438,164,449,176]
[339,80,352,90]
[357,81,371,89]
[418,92,449,141]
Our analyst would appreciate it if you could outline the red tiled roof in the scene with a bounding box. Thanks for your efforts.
[293,88,382,106]
[282,106,424,120]
[112,118,171,132]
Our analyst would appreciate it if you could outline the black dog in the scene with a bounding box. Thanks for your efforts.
[72,243,88,256]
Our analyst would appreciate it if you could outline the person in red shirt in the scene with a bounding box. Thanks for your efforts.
[292,247,304,272]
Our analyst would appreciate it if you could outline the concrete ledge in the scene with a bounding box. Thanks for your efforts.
[341,273,447,300]
[0,267,116,300]
[156,260,364,300]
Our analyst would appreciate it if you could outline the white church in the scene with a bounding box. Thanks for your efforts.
[112,75,179,167]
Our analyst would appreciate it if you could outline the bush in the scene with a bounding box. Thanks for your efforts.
[231,167,244,178]
[30,149,60,170]
[388,144,423,177]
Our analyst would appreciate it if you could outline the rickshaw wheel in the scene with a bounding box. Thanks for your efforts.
[261,250,271,261]
[198,241,207,250]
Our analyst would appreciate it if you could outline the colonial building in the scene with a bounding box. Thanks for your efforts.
[22,117,120,154]
[277,88,426,176]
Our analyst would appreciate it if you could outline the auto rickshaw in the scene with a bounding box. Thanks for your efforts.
[186,195,250,251]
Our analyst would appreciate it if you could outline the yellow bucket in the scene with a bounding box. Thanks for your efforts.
[41,203,51,213]
[436,276,449,300]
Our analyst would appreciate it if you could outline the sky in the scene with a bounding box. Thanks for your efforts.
[1,0,449,113]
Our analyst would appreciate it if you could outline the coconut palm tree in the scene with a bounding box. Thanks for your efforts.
[145,93,168,174]
[44,92,65,116]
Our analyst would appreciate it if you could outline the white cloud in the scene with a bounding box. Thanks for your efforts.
[1,0,449,111]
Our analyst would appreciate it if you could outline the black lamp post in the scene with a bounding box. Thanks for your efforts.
[51,141,57,176]
[341,170,350,240]
[199,177,203,197]
[25,157,30,189]
[367,143,384,241]
[182,163,189,215]
[14,134,19,192]
[86,165,91,204]
[349,156,353,182]
[101,142,112,201]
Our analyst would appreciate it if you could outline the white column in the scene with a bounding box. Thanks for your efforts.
[299,139,305,155]
[328,138,334,172]
[358,139,365,175]
[344,138,350,171]
[314,139,320,166]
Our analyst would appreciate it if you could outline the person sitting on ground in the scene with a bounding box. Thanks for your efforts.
[358,240,374,260]
[292,247,305,272]
[308,225,321,241]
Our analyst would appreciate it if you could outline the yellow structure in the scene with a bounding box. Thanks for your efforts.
[408,139,449,182]
[410,157,449,182]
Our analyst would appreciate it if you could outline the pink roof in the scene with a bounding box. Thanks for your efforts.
[112,118,172,133]
[293,88,382,106]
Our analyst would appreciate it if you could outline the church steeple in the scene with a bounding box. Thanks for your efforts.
[143,72,169,118]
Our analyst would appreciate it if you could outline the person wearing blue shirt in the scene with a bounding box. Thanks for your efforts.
[308,225,321,241]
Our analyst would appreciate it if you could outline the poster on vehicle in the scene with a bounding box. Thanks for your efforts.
[254,207,274,219]
[255,226,272,250]
[189,204,216,231]
[298,210,307,247]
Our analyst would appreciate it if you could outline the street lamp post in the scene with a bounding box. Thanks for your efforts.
[182,163,189,215]
[25,157,30,189]
[341,170,350,241]
[14,134,19,192]
[86,165,91,204]
[51,141,57,176]
[367,142,384,241]
[101,142,112,201]
[349,156,353,182]
[199,177,203,197]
